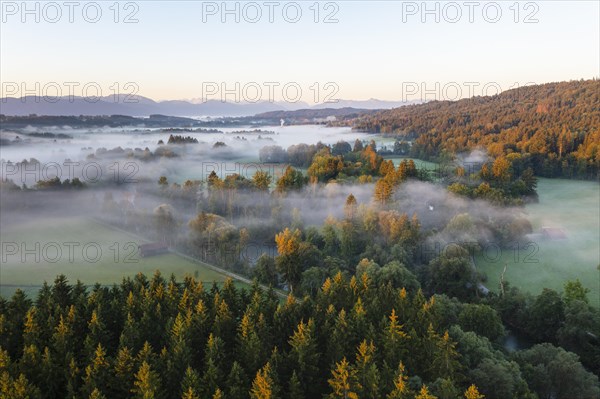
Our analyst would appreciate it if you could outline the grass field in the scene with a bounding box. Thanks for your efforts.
[0,217,249,298]
[382,155,439,172]
[475,178,600,306]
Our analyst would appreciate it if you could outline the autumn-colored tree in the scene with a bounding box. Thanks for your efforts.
[252,170,272,192]
[355,340,380,399]
[344,194,358,220]
[327,357,360,399]
[132,361,161,399]
[374,178,393,205]
[387,362,410,399]
[289,319,320,394]
[464,384,485,399]
[415,385,438,399]
[275,166,305,193]
[250,362,275,399]
[275,228,303,293]
[81,344,111,398]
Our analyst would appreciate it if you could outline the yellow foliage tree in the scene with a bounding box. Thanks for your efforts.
[464,384,485,399]
[250,363,274,399]
[327,357,360,399]
[415,385,438,399]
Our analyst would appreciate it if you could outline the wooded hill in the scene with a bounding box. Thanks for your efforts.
[354,80,600,179]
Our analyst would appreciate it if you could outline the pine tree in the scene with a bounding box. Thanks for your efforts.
[180,367,201,399]
[181,387,200,399]
[17,344,42,388]
[166,312,192,391]
[89,388,107,399]
[250,362,275,399]
[114,347,136,398]
[383,309,410,382]
[327,309,350,364]
[415,385,438,399]
[132,361,161,399]
[288,319,320,395]
[464,384,485,399]
[430,331,461,380]
[238,312,263,375]
[213,297,235,345]
[66,356,80,398]
[225,361,248,399]
[84,309,107,360]
[119,312,140,351]
[327,357,360,399]
[202,333,224,395]
[81,343,111,397]
[288,371,304,399]
[0,372,41,399]
[355,340,380,399]
[22,307,42,348]
[201,359,221,398]
[387,362,410,399]
[40,346,61,398]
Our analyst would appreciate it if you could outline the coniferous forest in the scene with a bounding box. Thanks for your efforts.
[1,271,599,399]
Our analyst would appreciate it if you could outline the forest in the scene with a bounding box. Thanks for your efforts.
[1,270,598,399]
[353,80,600,179]
[1,137,599,398]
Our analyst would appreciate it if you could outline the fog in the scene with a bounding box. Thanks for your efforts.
[0,123,530,248]
[2,123,597,301]
[0,125,365,165]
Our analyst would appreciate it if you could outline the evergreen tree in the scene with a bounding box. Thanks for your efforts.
[180,367,201,399]
[355,340,380,399]
[415,385,438,399]
[225,361,248,399]
[81,343,111,398]
[288,371,304,399]
[132,361,161,399]
[114,347,136,398]
[288,319,320,395]
[387,362,411,399]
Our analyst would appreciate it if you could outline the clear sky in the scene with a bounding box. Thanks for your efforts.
[1,0,598,103]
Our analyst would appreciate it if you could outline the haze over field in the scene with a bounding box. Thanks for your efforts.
[1,2,599,399]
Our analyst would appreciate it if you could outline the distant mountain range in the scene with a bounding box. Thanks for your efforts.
[0,95,418,117]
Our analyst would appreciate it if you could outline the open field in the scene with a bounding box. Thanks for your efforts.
[475,178,600,306]
[382,155,439,171]
[0,216,250,298]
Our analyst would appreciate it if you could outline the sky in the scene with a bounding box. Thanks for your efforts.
[1,0,598,103]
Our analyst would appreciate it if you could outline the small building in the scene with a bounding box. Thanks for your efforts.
[139,242,169,257]
[540,227,567,240]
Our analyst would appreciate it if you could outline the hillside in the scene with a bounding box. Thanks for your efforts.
[354,80,600,179]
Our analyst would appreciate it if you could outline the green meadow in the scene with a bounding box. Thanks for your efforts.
[475,178,600,306]
[383,155,440,171]
[0,217,248,298]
